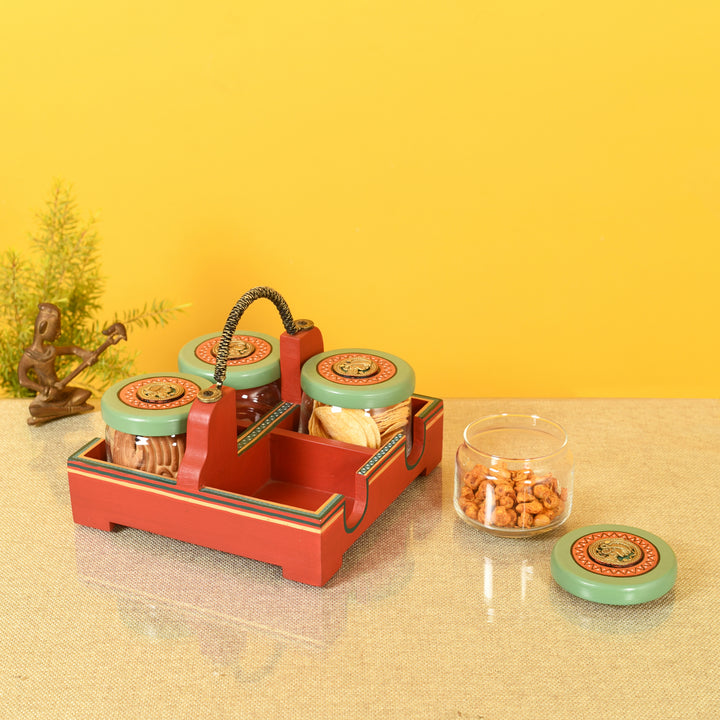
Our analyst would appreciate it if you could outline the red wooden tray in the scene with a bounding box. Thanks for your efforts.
[67,326,443,586]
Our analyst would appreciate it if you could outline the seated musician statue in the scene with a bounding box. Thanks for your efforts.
[18,302,126,426]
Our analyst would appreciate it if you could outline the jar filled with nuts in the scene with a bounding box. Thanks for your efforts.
[455,414,573,536]
[299,348,415,451]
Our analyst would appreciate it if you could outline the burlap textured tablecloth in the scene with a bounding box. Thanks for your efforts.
[1,398,718,719]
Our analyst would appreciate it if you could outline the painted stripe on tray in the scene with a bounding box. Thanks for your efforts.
[69,431,343,523]
[236,402,296,453]
[69,467,342,530]
[358,434,406,477]
[69,454,178,488]
[69,468,331,531]
[414,395,443,421]
[69,458,342,523]
[202,486,345,519]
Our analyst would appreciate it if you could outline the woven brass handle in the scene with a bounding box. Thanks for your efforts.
[212,286,307,389]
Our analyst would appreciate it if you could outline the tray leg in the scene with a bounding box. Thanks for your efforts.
[70,503,117,532]
[279,547,344,587]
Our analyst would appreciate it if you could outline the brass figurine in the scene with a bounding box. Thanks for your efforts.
[18,303,127,425]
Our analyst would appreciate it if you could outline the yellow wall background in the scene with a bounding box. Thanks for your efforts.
[1,1,718,398]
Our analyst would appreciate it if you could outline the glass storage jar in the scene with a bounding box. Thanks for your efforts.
[455,414,573,536]
[178,331,282,424]
[101,372,205,478]
[300,348,415,450]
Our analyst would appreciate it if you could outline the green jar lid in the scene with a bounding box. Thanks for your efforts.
[300,348,415,409]
[551,524,677,605]
[101,372,206,436]
[177,331,280,390]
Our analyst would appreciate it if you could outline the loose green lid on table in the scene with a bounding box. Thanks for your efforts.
[550,524,677,605]
[178,331,281,390]
[101,372,206,437]
[300,348,415,409]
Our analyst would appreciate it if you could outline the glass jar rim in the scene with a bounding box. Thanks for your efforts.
[462,413,569,462]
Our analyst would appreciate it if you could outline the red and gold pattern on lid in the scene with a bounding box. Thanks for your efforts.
[316,352,398,387]
[301,348,415,410]
[571,529,660,577]
[194,335,273,367]
[551,524,677,605]
[118,375,201,411]
[178,331,281,390]
[102,372,206,437]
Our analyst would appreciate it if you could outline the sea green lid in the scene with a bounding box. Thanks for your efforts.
[177,331,280,390]
[300,348,415,409]
[551,524,677,605]
[101,372,206,436]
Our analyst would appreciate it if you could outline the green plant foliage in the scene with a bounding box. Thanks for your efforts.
[0,180,188,397]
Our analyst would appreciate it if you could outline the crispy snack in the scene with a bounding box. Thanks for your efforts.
[307,410,330,439]
[308,399,411,449]
[371,399,412,444]
[311,405,381,448]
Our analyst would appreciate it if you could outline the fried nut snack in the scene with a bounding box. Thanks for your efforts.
[308,399,411,449]
[458,462,567,530]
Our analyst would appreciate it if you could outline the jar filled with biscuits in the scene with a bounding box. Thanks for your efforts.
[455,414,573,537]
[177,331,282,424]
[101,373,206,479]
[300,348,415,451]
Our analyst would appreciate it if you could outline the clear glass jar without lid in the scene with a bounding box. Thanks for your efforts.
[455,414,574,536]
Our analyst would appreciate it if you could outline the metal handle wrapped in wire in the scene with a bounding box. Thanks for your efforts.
[212,286,304,388]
